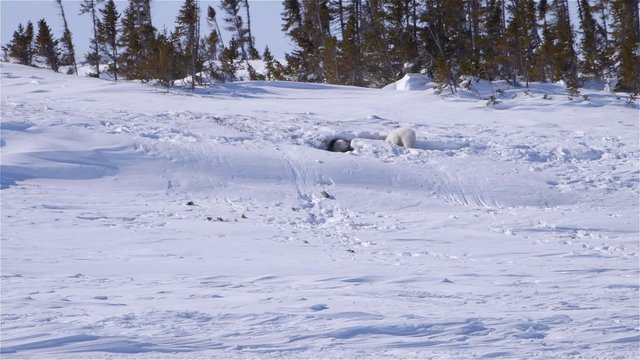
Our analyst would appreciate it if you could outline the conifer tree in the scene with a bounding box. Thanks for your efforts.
[549,0,579,90]
[202,6,224,82]
[242,0,260,59]
[56,0,78,74]
[119,0,157,80]
[381,0,418,76]
[419,0,466,91]
[176,0,202,90]
[262,45,285,80]
[204,5,224,60]
[155,29,182,87]
[219,38,242,81]
[119,2,143,79]
[80,0,104,77]
[339,6,364,86]
[220,0,249,60]
[535,0,555,81]
[281,0,314,81]
[609,0,640,92]
[3,23,34,66]
[361,0,394,85]
[304,0,333,82]
[577,0,607,80]
[480,0,506,80]
[504,0,539,86]
[98,0,120,80]
[25,21,35,66]
[35,19,60,72]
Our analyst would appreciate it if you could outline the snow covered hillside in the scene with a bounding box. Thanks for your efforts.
[1,62,638,359]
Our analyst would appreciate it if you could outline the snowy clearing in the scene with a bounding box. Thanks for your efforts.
[1,63,638,359]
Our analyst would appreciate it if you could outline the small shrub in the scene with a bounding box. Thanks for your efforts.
[486,95,499,107]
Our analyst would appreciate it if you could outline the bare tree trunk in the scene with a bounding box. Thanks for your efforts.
[412,0,418,44]
[83,0,101,77]
[599,1,609,49]
[337,0,345,36]
[191,1,200,90]
[633,0,640,42]
[243,0,256,58]
[90,0,100,77]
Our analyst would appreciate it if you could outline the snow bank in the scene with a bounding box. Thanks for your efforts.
[383,73,433,91]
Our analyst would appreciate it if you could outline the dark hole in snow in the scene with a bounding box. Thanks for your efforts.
[325,137,353,153]
[186,201,196,206]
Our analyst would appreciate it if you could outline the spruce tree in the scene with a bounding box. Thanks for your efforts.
[202,6,224,82]
[577,0,603,80]
[418,0,466,91]
[481,0,506,81]
[155,30,182,87]
[176,0,202,90]
[119,0,157,80]
[35,19,60,72]
[535,0,555,81]
[219,38,242,81]
[339,6,364,86]
[204,5,223,60]
[119,2,143,79]
[609,0,640,93]
[98,0,120,80]
[549,0,579,90]
[504,0,539,86]
[281,0,313,81]
[3,23,32,66]
[56,0,78,74]
[262,45,285,80]
[220,0,249,60]
[80,0,104,77]
[381,0,418,77]
[361,0,394,86]
[25,21,35,66]
[242,0,260,59]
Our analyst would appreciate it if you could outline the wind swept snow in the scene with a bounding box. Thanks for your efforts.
[1,62,639,359]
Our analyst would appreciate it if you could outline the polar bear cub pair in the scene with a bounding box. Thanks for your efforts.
[385,127,416,148]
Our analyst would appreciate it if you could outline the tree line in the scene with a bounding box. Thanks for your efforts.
[281,0,638,93]
[3,0,639,93]
[2,0,276,89]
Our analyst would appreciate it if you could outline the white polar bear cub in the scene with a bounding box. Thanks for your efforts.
[385,127,416,148]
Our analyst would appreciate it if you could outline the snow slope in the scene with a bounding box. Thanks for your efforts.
[1,62,638,359]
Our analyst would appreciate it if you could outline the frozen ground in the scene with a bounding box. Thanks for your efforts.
[1,63,638,359]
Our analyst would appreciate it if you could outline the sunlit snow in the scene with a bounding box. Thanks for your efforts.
[1,62,638,359]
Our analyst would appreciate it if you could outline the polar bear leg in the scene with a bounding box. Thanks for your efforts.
[401,129,416,148]
[385,127,416,148]
[385,132,402,146]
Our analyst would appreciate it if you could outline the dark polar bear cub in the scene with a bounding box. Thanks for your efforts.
[385,127,416,148]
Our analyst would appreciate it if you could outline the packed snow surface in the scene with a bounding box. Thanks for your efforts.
[1,62,639,359]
